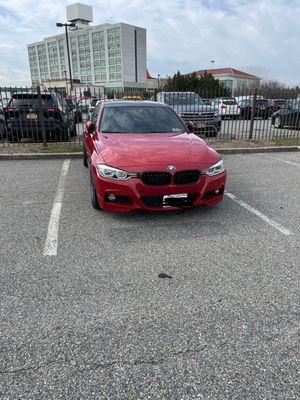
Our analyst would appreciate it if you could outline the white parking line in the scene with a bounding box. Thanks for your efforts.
[225,192,292,236]
[258,153,300,167]
[43,160,71,256]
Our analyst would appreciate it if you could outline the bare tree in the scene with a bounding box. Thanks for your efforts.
[239,65,270,79]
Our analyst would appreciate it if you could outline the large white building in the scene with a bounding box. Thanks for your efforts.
[27,3,147,92]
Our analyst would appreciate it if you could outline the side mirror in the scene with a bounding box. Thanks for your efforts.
[86,121,94,133]
[187,121,195,133]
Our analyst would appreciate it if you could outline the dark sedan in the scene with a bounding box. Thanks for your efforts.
[271,100,300,129]
[239,99,271,119]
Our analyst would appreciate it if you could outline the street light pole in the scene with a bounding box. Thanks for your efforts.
[56,22,75,93]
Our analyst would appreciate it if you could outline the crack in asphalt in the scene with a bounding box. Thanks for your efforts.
[0,346,209,375]
[81,345,210,372]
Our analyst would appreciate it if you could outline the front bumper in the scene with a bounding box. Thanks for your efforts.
[92,168,227,213]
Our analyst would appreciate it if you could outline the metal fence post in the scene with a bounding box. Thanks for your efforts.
[249,88,257,140]
[36,86,47,148]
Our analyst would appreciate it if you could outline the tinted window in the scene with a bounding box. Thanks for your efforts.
[9,94,55,107]
[91,99,98,106]
[100,106,186,133]
[255,100,269,105]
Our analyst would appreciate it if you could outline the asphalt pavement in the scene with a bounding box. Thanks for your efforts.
[0,152,299,399]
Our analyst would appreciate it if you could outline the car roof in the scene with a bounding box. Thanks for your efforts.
[12,91,56,96]
[103,100,170,108]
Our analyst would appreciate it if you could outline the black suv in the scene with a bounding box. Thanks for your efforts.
[4,91,76,142]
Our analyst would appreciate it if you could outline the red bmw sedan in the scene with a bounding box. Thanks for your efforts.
[83,101,226,213]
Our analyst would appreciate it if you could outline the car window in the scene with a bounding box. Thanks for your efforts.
[100,105,186,134]
[255,100,269,106]
[9,94,55,107]
[223,100,237,105]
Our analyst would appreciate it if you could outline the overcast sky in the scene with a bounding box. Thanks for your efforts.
[0,0,299,86]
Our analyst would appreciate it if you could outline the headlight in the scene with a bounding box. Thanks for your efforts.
[96,164,137,180]
[202,160,225,176]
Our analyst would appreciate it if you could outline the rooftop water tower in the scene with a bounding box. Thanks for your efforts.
[66,3,93,29]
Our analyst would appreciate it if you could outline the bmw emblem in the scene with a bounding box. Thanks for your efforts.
[168,165,175,171]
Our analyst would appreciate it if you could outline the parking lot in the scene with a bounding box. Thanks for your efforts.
[0,152,299,399]
[220,119,300,140]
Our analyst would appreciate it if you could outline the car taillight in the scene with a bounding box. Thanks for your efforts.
[3,106,18,112]
[237,105,241,109]
[47,106,60,111]
[221,105,226,109]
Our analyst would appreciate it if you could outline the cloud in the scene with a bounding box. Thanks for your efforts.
[0,0,299,86]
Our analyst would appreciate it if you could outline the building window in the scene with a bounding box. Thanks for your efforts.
[95,74,107,83]
[93,52,105,60]
[93,60,106,67]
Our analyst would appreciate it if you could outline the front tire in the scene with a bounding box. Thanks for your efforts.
[90,169,101,210]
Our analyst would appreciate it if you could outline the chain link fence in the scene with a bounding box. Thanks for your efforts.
[1,86,299,147]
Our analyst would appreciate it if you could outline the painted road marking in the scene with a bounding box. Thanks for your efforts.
[43,160,71,256]
[225,192,292,236]
[258,153,300,167]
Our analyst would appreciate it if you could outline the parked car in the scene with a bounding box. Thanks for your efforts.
[156,91,221,137]
[65,98,83,123]
[83,101,226,213]
[238,99,271,119]
[271,100,300,129]
[211,98,241,119]
[4,91,76,142]
[265,99,286,114]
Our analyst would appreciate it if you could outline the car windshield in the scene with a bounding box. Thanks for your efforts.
[163,93,203,105]
[100,105,186,133]
[9,94,54,107]
[91,99,98,106]
[255,100,269,105]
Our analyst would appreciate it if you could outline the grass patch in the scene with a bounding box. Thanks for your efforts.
[272,138,300,146]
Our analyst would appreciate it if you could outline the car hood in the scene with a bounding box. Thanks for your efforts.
[97,132,219,170]
[171,104,217,114]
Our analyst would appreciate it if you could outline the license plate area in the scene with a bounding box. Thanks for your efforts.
[26,113,38,120]
[163,193,191,207]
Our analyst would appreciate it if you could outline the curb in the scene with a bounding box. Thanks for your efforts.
[0,146,299,160]
[0,152,82,160]
[214,146,300,155]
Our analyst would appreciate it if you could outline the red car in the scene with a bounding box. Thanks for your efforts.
[83,101,226,213]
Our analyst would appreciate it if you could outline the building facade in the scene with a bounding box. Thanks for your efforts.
[27,4,147,91]
[188,68,261,93]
